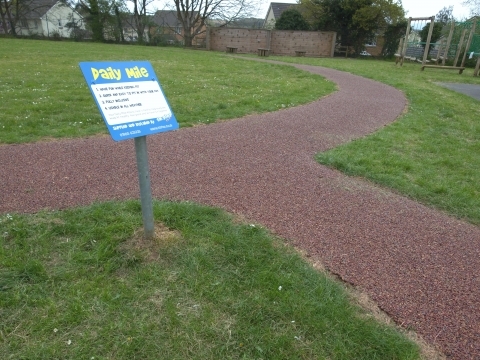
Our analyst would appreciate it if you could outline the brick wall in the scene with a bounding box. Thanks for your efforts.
[207,27,336,57]
[208,28,270,54]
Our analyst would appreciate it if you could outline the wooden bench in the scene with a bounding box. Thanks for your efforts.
[226,46,238,54]
[295,50,306,57]
[257,48,270,57]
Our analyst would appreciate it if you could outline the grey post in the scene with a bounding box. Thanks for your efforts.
[134,135,155,239]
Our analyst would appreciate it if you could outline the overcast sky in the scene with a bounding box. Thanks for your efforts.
[254,0,473,20]
[149,0,474,21]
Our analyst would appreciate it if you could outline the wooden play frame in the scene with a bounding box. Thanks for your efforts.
[396,16,479,75]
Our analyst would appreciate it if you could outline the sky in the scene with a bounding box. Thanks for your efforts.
[148,0,475,22]
[400,0,471,18]
[254,0,473,20]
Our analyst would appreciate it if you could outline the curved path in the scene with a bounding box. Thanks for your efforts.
[1,63,480,359]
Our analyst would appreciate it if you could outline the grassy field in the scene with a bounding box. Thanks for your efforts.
[2,38,478,358]
[265,55,480,226]
[0,39,333,143]
[0,201,420,359]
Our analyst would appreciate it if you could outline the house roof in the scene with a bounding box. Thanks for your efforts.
[153,10,199,28]
[229,17,264,28]
[122,14,153,28]
[269,2,297,20]
[22,0,63,19]
[153,11,181,27]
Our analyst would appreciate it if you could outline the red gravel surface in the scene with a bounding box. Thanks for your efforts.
[1,63,480,359]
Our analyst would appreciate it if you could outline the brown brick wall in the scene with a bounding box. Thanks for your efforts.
[207,27,336,57]
[208,28,270,54]
[270,30,335,57]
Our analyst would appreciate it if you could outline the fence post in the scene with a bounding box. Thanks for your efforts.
[422,16,435,66]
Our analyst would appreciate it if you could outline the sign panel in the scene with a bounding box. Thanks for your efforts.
[79,61,179,141]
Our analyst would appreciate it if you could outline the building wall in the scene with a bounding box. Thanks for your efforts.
[208,28,271,54]
[365,36,385,56]
[17,2,84,37]
[207,27,336,57]
[271,30,335,57]
[263,7,276,30]
[149,27,206,46]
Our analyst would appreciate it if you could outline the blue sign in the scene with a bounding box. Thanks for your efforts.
[79,61,179,141]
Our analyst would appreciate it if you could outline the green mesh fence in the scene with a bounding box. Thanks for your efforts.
[447,18,480,57]
[402,18,480,59]
[469,34,480,53]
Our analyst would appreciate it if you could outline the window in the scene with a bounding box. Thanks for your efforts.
[365,36,377,47]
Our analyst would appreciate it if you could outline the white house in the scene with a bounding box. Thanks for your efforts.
[16,0,85,38]
[263,2,297,29]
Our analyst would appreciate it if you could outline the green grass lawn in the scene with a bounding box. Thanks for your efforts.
[0,38,334,143]
[2,38,478,358]
[265,55,480,226]
[0,201,420,359]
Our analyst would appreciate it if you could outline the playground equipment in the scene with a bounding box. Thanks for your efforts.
[396,17,436,66]
[396,16,480,75]
[457,18,480,76]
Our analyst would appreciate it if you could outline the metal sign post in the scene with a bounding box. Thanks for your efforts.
[134,136,154,239]
[79,61,178,240]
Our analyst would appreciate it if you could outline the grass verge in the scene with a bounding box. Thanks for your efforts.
[263,56,480,225]
[0,201,420,359]
[0,39,334,144]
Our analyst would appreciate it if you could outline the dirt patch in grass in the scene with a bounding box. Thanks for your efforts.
[119,222,182,263]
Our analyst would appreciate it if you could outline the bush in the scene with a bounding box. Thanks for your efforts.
[70,28,88,42]
[50,30,62,41]
[445,51,478,68]
[275,8,310,31]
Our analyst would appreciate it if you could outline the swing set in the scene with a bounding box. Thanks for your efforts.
[395,16,480,76]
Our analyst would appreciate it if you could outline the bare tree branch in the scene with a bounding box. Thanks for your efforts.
[170,0,260,46]
[463,0,480,16]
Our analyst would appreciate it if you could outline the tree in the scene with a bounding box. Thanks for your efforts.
[0,0,53,36]
[113,2,125,42]
[275,8,310,30]
[66,9,88,40]
[128,0,153,43]
[381,19,407,57]
[172,0,258,47]
[419,6,451,49]
[76,0,111,41]
[419,22,443,47]
[75,0,130,43]
[299,0,405,54]
[299,0,324,27]
[0,0,15,34]
[463,0,480,16]
[436,6,453,25]
[102,1,132,42]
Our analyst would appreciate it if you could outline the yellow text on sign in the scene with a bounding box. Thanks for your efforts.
[90,66,149,81]
[125,66,149,79]
[91,67,122,81]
